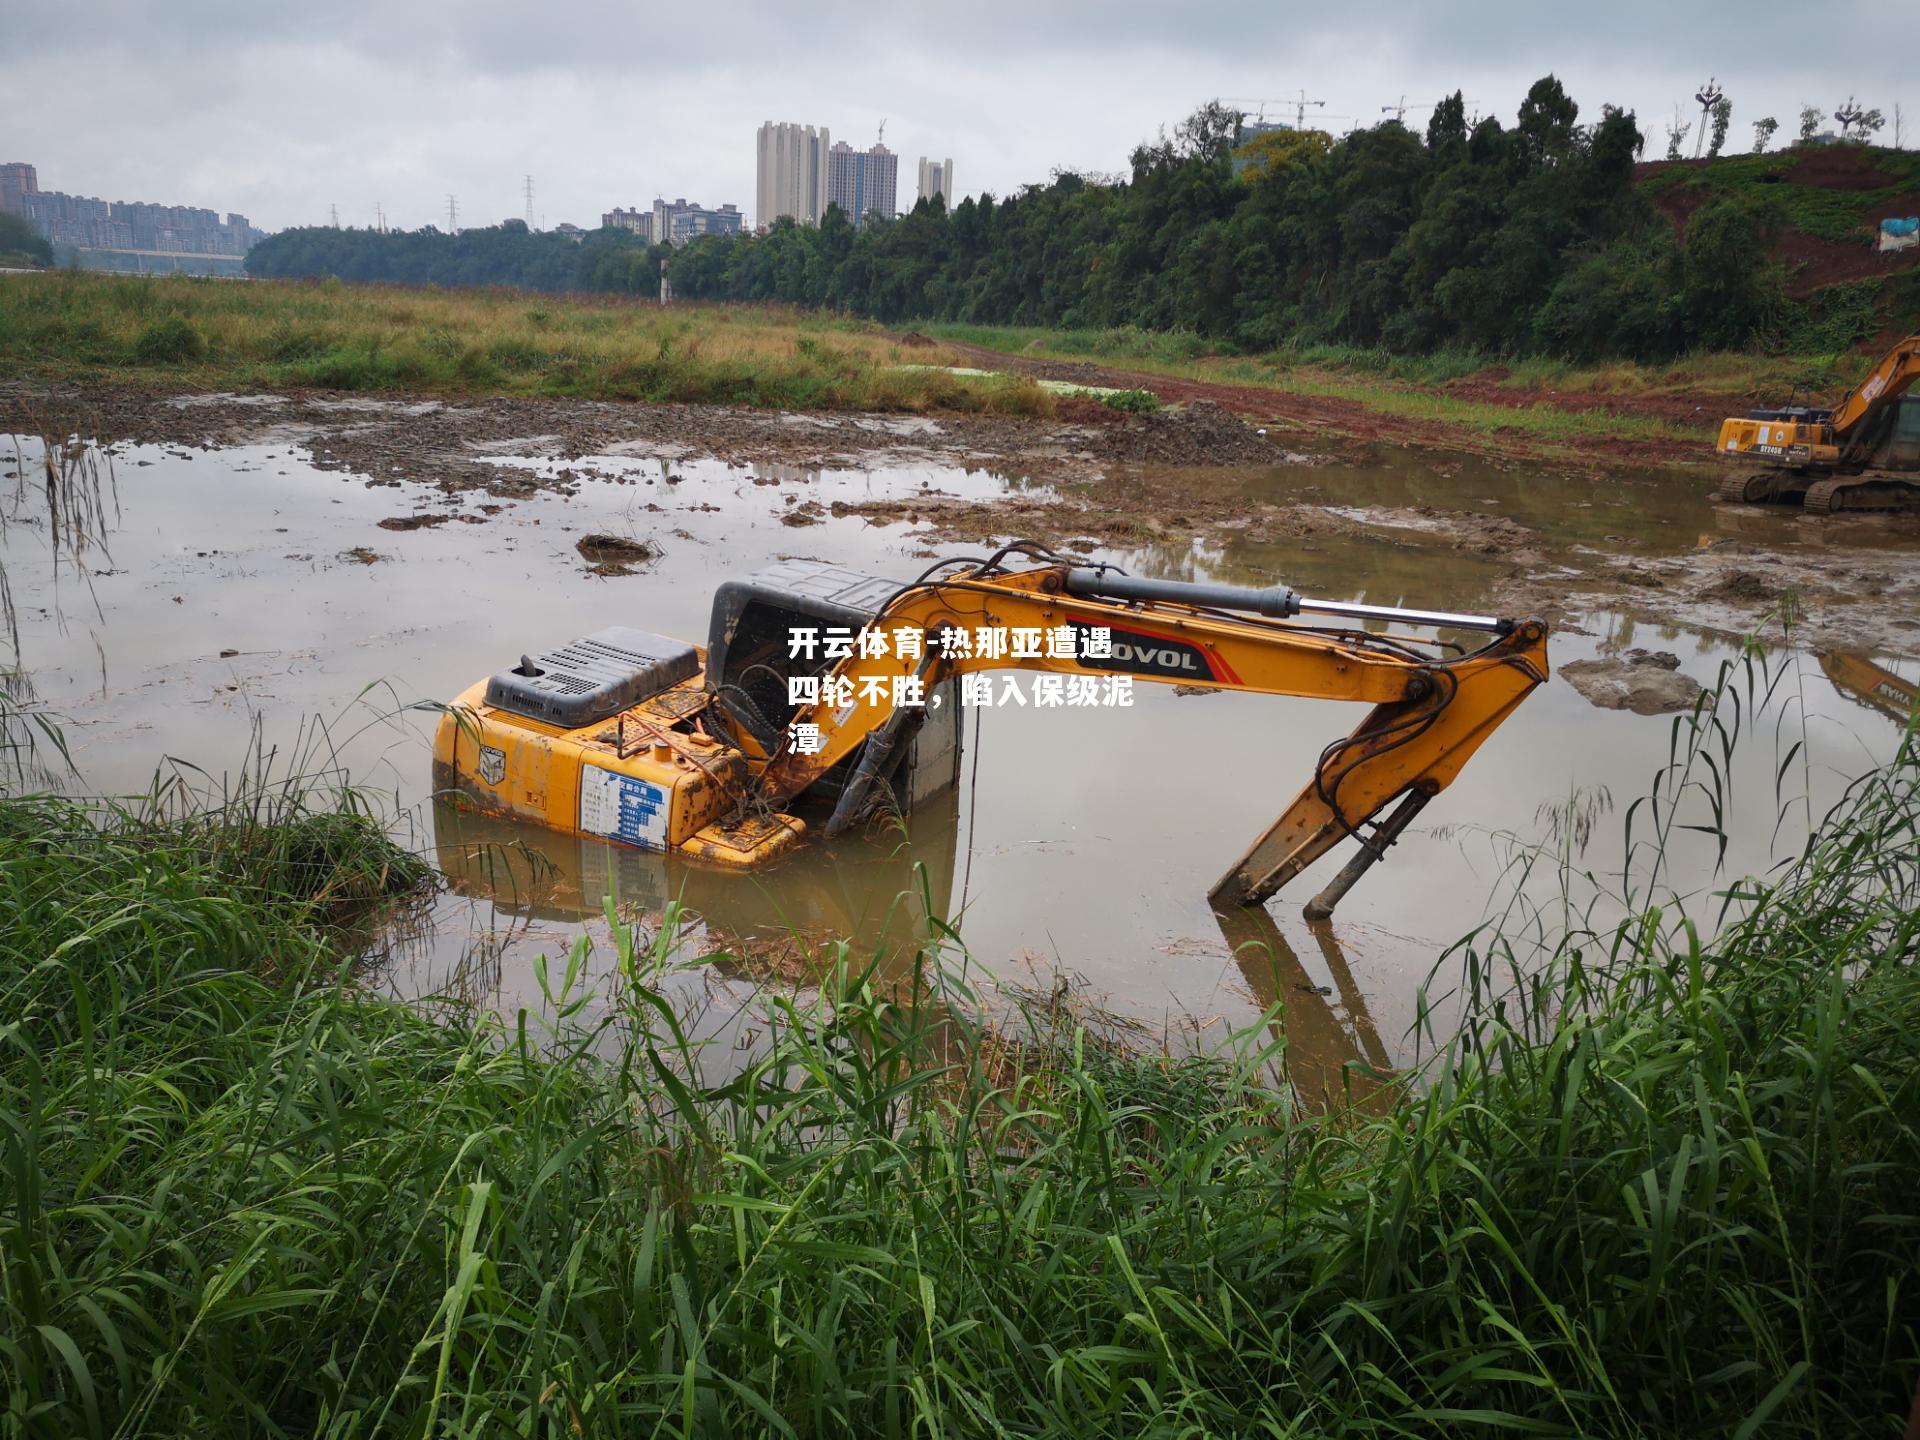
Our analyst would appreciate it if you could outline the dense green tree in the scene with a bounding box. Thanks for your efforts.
[248,78,1818,363]
[0,212,53,267]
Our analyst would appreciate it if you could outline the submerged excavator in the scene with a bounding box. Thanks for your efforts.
[1716,332,1920,513]
[435,544,1550,918]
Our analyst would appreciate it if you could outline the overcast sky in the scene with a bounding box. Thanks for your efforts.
[5,1,1917,234]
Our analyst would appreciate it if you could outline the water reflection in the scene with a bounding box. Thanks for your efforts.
[429,782,1396,1104]
[1212,901,1395,1109]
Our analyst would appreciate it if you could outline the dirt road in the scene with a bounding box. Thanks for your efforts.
[937,340,1716,467]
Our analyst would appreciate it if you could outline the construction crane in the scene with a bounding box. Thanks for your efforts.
[437,546,1550,918]
[1716,331,1920,512]
[1221,91,1330,130]
[1381,97,1446,124]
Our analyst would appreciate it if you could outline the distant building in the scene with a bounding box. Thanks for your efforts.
[654,198,743,245]
[601,200,743,245]
[756,121,831,226]
[1234,117,1293,146]
[916,157,954,207]
[0,163,37,216]
[828,141,898,226]
[553,222,585,241]
[0,163,262,270]
[602,206,654,240]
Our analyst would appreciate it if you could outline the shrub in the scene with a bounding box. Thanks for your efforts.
[131,314,209,364]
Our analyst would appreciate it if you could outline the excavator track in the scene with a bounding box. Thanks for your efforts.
[1803,475,1920,515]
[1718,471,1806,505]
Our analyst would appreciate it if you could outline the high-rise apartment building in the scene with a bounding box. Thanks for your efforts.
[917,157,954,207]
[0,163,37,216]
[756,122,830,227]
[601,206,653,240]
[827,142,897,226]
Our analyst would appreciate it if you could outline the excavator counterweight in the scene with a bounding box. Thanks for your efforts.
[435,546,1550,918]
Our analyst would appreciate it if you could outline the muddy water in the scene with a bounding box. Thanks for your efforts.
[5,429,1914,1085]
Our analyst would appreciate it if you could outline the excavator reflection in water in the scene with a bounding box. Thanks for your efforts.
[431,790,1399,1105]
[1819,651,1920,725]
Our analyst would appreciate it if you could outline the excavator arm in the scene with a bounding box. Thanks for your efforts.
[759,558,1548,915]
[1831,333,1920,454]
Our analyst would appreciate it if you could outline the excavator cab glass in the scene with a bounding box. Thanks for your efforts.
[703,558,962,809]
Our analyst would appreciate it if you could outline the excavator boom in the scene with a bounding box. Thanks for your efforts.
[760,556,1549,912]
[436,547,1550,919]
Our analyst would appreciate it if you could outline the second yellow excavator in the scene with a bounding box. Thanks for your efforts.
[1716,332,1920,513]
[435,544,1550,918]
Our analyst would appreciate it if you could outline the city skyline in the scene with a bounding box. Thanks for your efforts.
[6,1,1910,237]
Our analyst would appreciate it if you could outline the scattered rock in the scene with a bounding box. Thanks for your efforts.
[1560,651,1704,715]
[342,546,382,565]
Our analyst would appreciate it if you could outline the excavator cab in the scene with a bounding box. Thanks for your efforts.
[702,559,962,809]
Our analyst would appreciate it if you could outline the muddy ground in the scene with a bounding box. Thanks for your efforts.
[6,377,1920,660]
[937,341,1719,463]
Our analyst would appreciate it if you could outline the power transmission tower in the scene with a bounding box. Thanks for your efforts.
[523,175,535,228]
[329,203,339,228]
[446,195,458,233]
[374,201,385,233]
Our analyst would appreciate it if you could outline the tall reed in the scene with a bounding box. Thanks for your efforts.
[1,667,1915,1437]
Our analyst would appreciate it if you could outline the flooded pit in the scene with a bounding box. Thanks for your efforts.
[4,418,1916,1085]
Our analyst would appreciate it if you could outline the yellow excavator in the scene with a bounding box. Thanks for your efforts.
[1716,332,1920,513]
[435,544,1550,918]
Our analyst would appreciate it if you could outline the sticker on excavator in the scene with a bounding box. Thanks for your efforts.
[579,766,670,851]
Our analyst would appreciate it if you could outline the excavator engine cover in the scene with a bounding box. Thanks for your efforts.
[484,626,698,727]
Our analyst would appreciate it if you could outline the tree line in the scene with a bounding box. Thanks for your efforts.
[247,78,1838,363]
[672,80,1795,362]
[248,218,667,295]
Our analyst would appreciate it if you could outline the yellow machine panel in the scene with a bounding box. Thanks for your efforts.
[1715,416,1823,459]
[433,679,806,868]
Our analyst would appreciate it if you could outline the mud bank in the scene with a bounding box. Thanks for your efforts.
[7,378,1920,659]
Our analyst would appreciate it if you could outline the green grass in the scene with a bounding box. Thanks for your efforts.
[1639,145,1920,245]
[0,272,1056,417]
[3,650,1917,1436]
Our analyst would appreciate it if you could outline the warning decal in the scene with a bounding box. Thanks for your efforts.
[578,766,670,851]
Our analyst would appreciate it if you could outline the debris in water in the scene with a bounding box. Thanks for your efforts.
[780,501,826,528]
[575,533,661,576]
[378,514,452,531]
[1560,650,1706,715]
[1699,570,1780,603]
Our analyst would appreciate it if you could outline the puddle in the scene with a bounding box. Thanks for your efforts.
[3,430,1915,1082]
